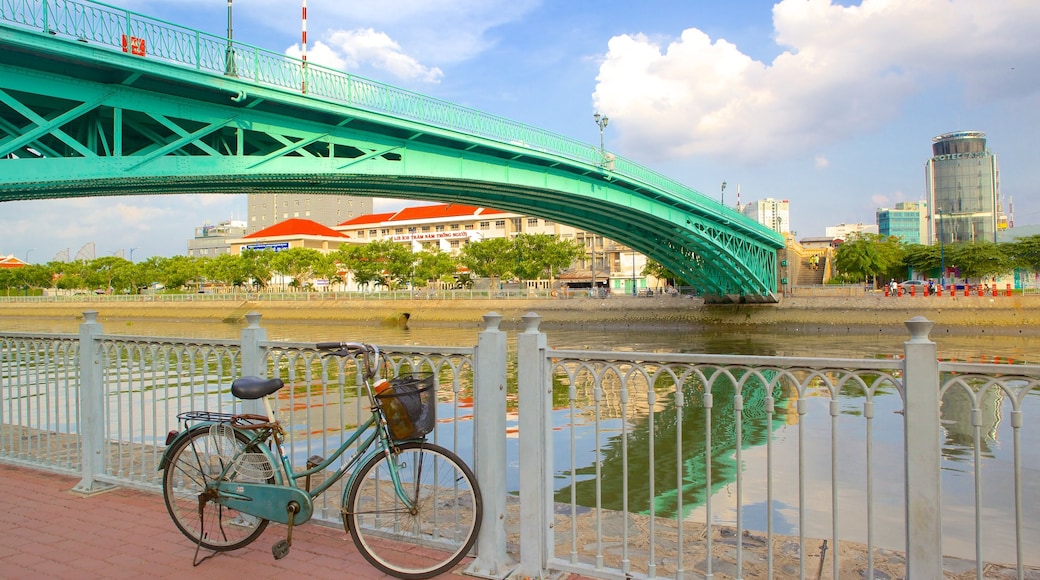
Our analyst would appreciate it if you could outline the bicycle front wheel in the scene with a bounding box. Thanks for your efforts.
[345,442,482,579]
[162,424,273,551]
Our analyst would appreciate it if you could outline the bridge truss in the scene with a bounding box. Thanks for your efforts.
[0,0,785,302]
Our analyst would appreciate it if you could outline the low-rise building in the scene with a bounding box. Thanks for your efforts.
[187,219,247,257]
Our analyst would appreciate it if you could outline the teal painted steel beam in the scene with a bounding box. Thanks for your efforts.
[0,0,784,301]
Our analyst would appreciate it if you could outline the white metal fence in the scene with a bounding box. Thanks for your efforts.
[2,310,1040,579]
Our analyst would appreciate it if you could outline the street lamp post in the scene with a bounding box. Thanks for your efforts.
[225,0,237,76]
[937,209,946,288]
[590,112,610,297]
[593,112,609,164]
[129,247,138,263]
[721,181,727,207]
[25,248,33,265]
[631,250,637,297]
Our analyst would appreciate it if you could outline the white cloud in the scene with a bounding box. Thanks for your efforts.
[814,154,829,169]
[276,0,539,82]
[593,0,1040,162]
[288,29,443,83]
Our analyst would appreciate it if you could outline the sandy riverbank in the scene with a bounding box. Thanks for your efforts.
[2,293,1039,334]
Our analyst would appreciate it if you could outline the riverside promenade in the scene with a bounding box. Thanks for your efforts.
[0,463,481,579]
[4,463,1035,579]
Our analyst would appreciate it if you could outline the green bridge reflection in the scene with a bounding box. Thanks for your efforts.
[555,373,790,519]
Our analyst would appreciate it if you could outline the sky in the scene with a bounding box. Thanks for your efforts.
[3,0,1040,263]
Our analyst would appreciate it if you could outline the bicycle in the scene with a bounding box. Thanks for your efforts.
[159,342,482,579]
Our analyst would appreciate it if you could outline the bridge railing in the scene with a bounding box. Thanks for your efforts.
[3,311,1040,578]
[0,0,778,243]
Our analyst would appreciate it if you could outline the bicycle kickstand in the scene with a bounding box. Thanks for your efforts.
[271,501,300,560]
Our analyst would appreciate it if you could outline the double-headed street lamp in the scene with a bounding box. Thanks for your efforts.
[721,181,727,207]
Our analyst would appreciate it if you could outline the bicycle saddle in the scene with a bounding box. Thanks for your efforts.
[231,376,285,399]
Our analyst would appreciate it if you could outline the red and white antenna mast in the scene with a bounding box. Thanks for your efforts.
[301,0,308,92]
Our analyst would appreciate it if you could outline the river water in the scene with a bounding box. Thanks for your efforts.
[3,313,1039,565]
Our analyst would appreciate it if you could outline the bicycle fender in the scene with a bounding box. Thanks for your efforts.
[214,482,314,525]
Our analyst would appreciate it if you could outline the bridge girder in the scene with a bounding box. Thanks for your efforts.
[0,19,784,302]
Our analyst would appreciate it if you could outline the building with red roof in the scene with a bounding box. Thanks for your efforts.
[228,218,356,255]
[0,255,27,268]
[336,203,653,294]
[338,203,562,254]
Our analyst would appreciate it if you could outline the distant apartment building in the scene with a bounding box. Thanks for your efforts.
[825,222,879,240]
[876,201,926,243]
[232,203,654,293]
[338,203,647,293]
[925,131,1001,245]
[246,194,373,234]
[741,198,790,234]
[187,219,247,257]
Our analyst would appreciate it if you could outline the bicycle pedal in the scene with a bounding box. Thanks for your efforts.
[272,539,290,560]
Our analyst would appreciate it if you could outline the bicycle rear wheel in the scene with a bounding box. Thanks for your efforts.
[162,424,273,551]
[345,442,482,579]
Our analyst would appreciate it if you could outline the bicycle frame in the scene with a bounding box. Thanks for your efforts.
[160,345,421,526]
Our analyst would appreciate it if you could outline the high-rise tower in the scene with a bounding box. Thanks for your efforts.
[925,131,999,245]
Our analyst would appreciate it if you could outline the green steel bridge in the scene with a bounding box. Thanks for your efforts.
[0,0,785,302]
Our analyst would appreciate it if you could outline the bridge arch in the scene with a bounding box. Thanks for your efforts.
[0,0,784,302]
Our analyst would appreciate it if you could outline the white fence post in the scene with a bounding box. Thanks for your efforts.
[513,312,552,579]
[467,313,514,578]
[240,312,267,416]
[73,310,111,494]
[902,316,943,577]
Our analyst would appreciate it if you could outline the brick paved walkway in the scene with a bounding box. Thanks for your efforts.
[0,463,473,579]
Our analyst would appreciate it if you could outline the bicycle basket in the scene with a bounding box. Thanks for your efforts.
[376,372,436,441]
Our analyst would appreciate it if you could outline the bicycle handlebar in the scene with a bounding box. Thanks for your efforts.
[315,342,380,379]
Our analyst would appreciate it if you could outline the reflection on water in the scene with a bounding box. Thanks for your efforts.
[555,372,789,519]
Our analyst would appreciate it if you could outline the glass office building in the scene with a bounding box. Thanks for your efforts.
[925,131,999,244]
[877,201,925,243]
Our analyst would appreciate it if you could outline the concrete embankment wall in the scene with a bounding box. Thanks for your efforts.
[2,294,1039,333]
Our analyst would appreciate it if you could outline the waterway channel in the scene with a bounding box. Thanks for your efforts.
[2,313,1038,565]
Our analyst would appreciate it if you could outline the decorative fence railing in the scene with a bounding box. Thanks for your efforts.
[2,310,1040,579]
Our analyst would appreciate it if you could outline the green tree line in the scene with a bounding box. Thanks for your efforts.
[830,233,1040,288]
[0,234,587,295]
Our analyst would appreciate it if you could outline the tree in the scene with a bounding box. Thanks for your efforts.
[642,258,680,286]
[84,256,135,293]
[1008,235,1040,274]
[901,243,941,279]
[511,234,586,281]
[341,240,414,289]
[270,247,322,290]
[240,249,274,289]
[413,249,457,286]
[460,237,515,288]
[204,253,250,290]
[155,255,201,291]
[833,233,905,287]
[945,242,1014,283]
[310,252,344,289]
